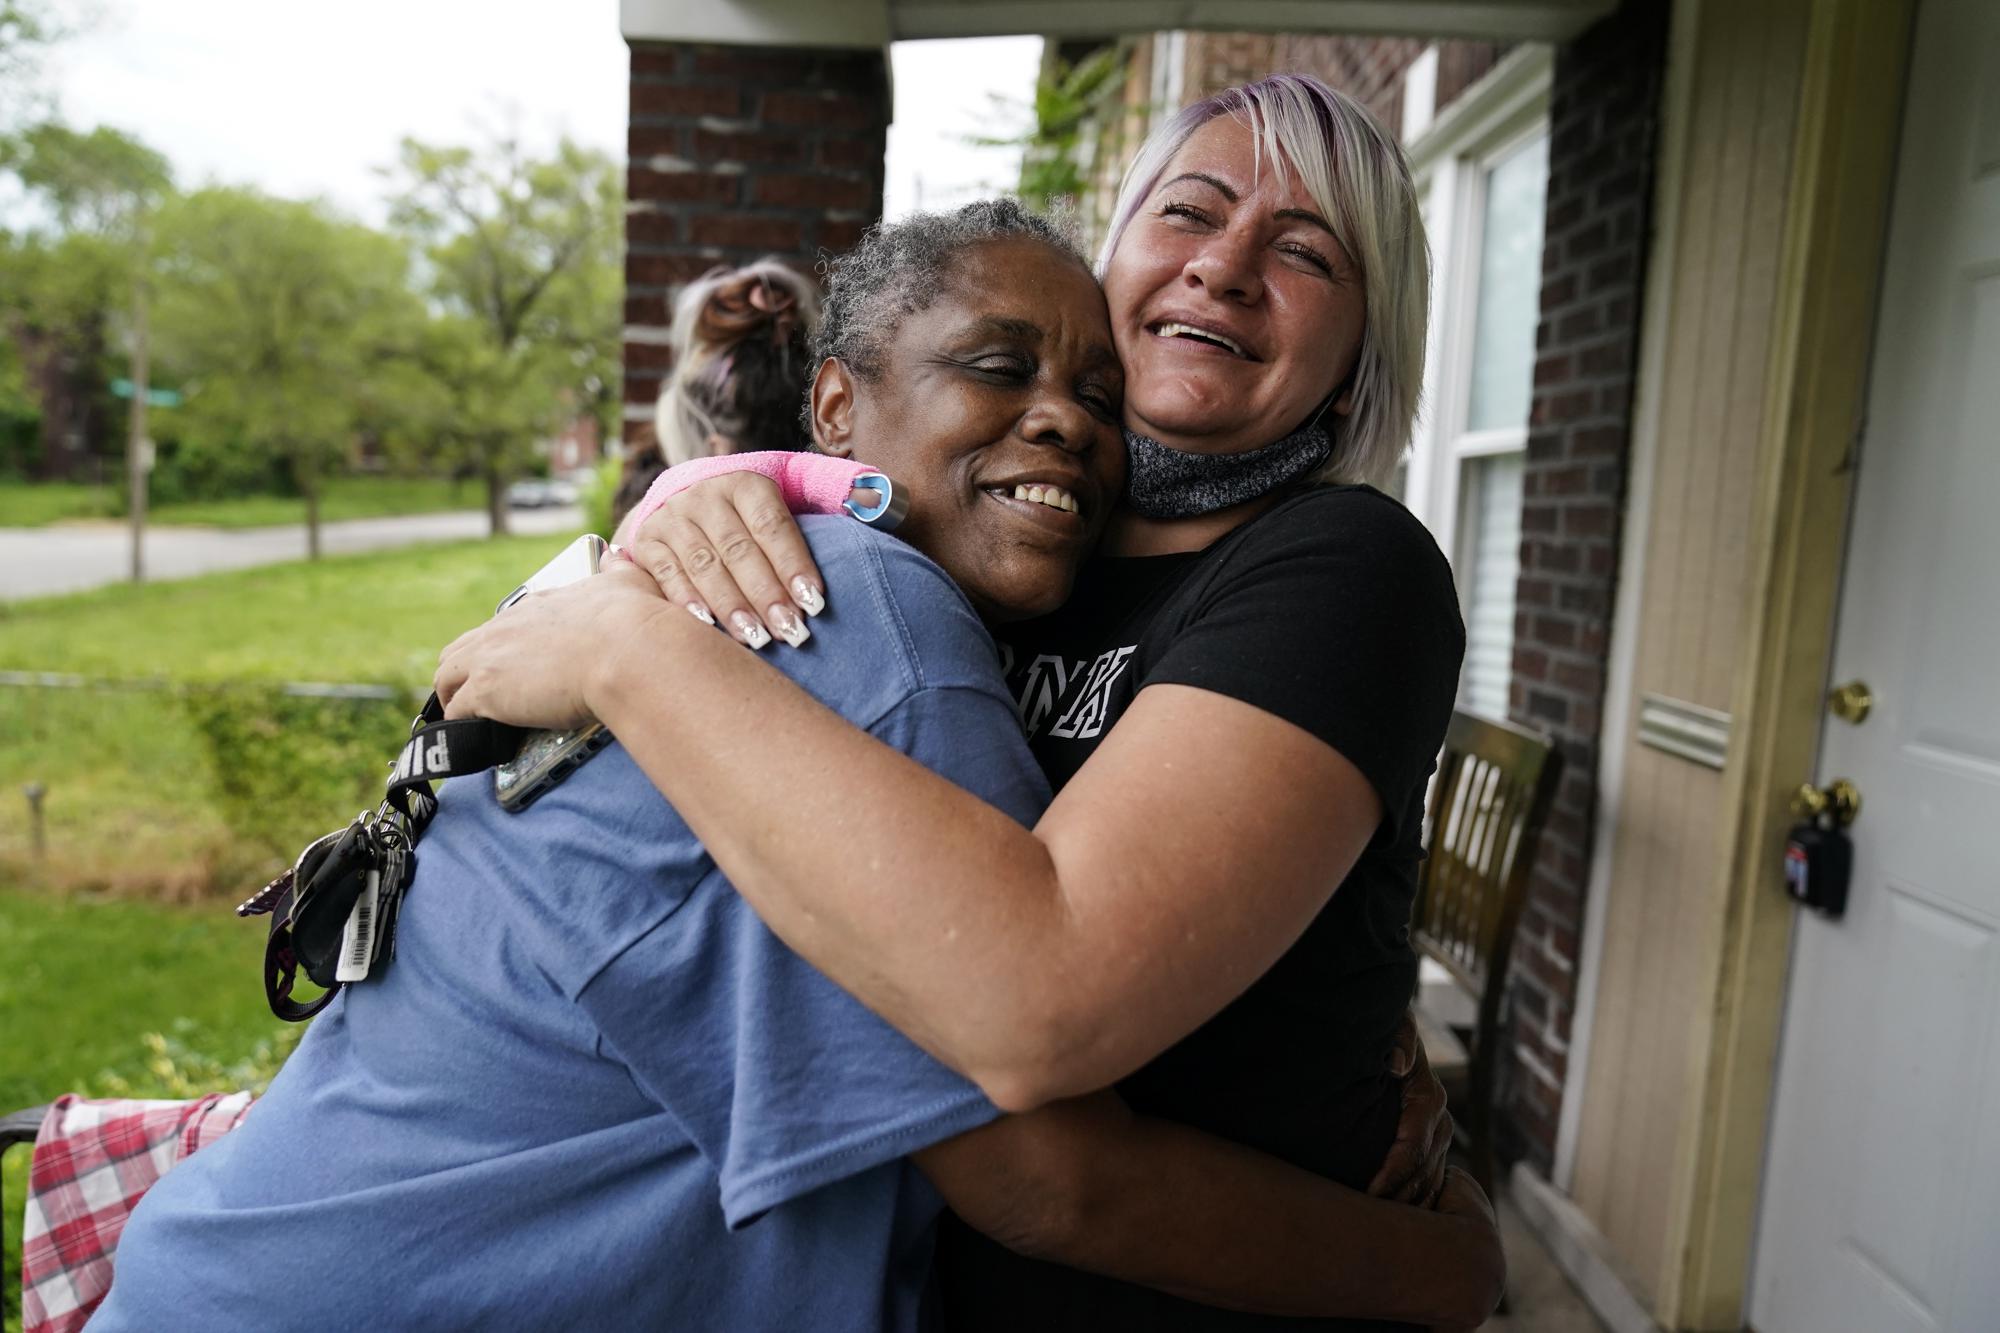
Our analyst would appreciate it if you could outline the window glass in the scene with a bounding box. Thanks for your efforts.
[1459,450,1524,720]
[1465,132,1549,433]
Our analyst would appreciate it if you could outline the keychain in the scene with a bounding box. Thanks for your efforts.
[1783,780,1858,920]
[239,690,520,1020]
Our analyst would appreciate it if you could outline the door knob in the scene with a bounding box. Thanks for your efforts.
[1793,778,1862,826]
[1827,680,1872,724]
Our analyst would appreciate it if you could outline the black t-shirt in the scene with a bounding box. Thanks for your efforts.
[936,485,1466,1332]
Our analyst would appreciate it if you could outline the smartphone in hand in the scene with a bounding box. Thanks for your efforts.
[492,534,614,812]
[495,533,607,614]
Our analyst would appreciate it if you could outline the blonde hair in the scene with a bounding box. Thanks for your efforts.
[1097,75,1430,489]
[655,258,823,467]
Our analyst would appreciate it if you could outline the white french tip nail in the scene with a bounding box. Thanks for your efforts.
[792,579,826,617]
[686,603,715,626]
[732,612,772,649]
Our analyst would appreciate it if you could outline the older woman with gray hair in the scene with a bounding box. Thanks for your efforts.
[442,74,1490,1330]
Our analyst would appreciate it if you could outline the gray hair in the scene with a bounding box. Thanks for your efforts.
[804,199,1089,432]
[1098,74,1430,489]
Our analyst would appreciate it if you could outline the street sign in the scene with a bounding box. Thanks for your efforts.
[110,379,183,408]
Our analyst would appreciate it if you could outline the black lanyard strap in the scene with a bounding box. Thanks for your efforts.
[384,697,525,835]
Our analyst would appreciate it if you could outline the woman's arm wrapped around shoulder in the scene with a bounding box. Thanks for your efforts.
[437,490,1466,1115]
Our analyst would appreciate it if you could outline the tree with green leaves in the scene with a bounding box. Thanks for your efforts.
[970,44,1129,220]
[150,186,423,557]
[4,121,172,233]
[0,0,50,53]
[0,0,60,123]
[384,132,620,535]
[0,301,36,473]
[0,121,172,480]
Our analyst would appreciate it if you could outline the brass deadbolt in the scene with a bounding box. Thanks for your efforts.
[1827,680,1873,724]
[1793,778,1862,826]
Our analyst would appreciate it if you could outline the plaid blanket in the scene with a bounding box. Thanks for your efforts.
[19,1092,255,1333]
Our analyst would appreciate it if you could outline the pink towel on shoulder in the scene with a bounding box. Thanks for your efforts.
[623,451,874,538]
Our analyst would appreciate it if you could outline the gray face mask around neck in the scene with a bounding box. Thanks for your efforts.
[1121,419,1335,519]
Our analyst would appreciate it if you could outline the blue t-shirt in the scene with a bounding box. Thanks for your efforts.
[95,518,1051,1332]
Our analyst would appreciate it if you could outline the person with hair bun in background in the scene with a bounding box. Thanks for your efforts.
[656,258,820,467]
[607,260,821,534]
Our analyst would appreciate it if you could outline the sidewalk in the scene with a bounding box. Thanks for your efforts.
[0,506,585,601]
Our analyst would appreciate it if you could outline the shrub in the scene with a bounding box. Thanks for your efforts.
[588,453,620,539]
[177,683,415,861]
[93,1020,303,1100]
[102,433,290,509]
[0,407,40,480]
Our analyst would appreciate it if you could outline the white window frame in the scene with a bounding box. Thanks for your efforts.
[1403,46,1554,600]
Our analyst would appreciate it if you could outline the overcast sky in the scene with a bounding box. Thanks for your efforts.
[32,1,1037,225]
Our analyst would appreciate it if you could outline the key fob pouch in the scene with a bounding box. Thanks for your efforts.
[290,821,379,989]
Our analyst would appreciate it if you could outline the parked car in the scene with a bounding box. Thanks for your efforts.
[505,477,581,509]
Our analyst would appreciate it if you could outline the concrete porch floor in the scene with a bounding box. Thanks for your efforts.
[1489,1194,1606,1332]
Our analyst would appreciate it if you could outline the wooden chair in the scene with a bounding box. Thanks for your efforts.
[1411,709,1563,1198]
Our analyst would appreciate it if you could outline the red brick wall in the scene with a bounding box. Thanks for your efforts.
[1273,34,1427,130]
[622,41,890,444]
[1176,34,1509,133]
[1181,32,1274,99]
[1500,0,1670,1173]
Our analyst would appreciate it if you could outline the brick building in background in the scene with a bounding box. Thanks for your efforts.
[1501,0,1668,1170]
[620,43,890,450]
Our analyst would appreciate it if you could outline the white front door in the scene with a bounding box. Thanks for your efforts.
[1750,0,2000,1329]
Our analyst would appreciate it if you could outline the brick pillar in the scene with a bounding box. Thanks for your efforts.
[1291,34,1430,133]
[1181,32,1278,102]
[1499,0,1671,1175]
[622,41,891,446]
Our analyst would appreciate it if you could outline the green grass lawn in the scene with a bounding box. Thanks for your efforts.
[0,890,286,1112]
[1,887,295,1332]
[0,474,487,529]
[0,532,579,891]
[0,481,112,527]
[0,530,567,682]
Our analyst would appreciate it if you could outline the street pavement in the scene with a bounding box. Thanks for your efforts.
[0,506,587,601]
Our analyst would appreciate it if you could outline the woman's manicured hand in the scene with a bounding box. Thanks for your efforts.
[435,560,673,729]
[1369,1011,1454,1204]
[627,471,829,651]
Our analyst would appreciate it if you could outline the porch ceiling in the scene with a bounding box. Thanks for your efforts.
[621,0,1617,48]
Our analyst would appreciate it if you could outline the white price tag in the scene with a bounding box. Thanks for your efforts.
[335,869,382,983]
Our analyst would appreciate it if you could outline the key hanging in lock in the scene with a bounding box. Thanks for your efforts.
[1784,780,1860,920]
